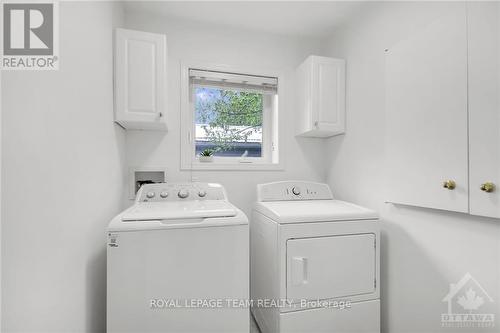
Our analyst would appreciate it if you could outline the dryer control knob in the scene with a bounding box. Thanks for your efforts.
[198,190,207,197]
[292,187,301,195]
[178,189,189,199]
[160,191,169,198]
[146,191,155,199]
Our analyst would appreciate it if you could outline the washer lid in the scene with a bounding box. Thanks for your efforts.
[122,201,237,221]
[254,200,378,223]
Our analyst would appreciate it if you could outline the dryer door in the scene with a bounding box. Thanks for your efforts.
[286,233,376,301]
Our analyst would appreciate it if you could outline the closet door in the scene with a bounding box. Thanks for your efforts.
[467,3,500,218]
[385,5,469,212]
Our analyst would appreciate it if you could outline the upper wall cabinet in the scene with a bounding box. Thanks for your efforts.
[386,5,469,213]
[296,56,345,138]
[114,29,167,131]
[467,3,500,218]
[386,3,500,219]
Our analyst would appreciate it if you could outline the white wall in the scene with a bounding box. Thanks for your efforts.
[1,2,126,332]
[324,2,500,332]
[123,12,327,215]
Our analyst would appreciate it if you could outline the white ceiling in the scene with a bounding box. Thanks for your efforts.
[124,1,364,38]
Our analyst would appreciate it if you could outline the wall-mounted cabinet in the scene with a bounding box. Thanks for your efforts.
[114,29,167,131]
[467,2,500,218]
[296,55,345,138]
[386,3,500,219]
[385,6,469,213]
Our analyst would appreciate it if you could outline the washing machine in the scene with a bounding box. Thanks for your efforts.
[251,181,380,333]
[107,182,249,333]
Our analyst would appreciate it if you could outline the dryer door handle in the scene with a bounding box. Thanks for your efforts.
[290,256,308,286]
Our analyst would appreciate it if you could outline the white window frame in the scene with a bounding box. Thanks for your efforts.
[180,61,284,171]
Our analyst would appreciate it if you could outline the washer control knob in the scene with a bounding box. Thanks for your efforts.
[292,187,301,196]
[146,191,155,199]
[160,191,169,198]
[198,190,207,198]
[178,189,189,199]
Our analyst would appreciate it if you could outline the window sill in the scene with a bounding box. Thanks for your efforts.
[181,162,284,171]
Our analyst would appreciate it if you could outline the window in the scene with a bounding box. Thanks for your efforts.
[181,63,282,170]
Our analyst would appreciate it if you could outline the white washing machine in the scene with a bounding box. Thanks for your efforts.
[251,181,380,333]
[107,182,249,333]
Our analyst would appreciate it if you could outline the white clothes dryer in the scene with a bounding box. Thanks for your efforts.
[251,181,380,333]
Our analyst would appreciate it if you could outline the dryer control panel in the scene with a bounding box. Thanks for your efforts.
[257,181,333,202]
[136,183,227,202]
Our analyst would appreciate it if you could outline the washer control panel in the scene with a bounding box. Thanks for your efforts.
[257,181,333,202]
[136,183,227,202]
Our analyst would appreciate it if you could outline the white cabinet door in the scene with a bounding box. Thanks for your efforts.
[286,234,376,301]
[114,29,167,130]
[313,57,346,136]
[385,5,469,213]
[296,56,345,138]
[467,3,500,218]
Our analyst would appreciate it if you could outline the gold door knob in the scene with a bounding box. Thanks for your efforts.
[443,180,456,190]
[480,182,495,193]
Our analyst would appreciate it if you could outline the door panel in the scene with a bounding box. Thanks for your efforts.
[313,57,346,134]
[467,3,500,218]
[286,234,376,301]
[318,62,338,123]
[114,28,167,130]
[385,5,469,212]
[127,39,156,113]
